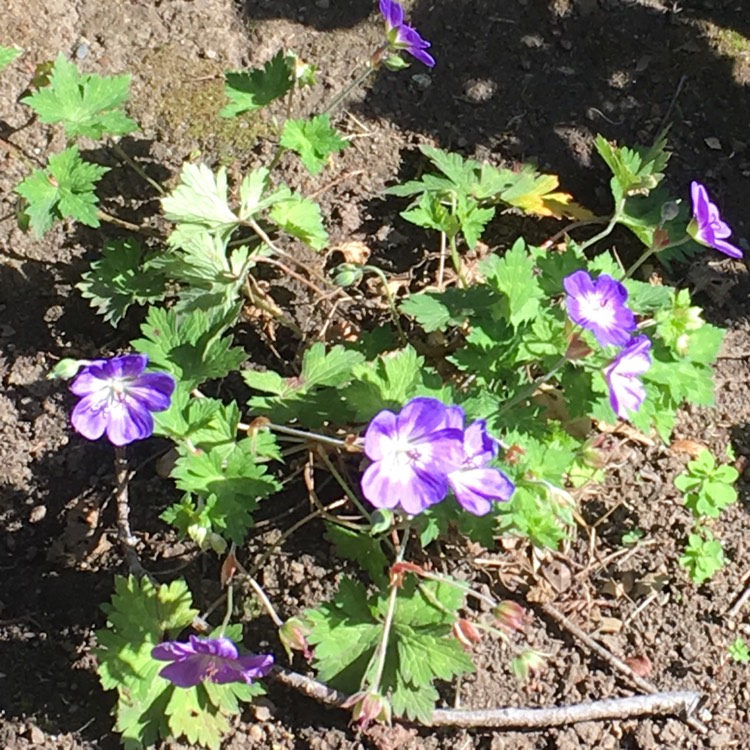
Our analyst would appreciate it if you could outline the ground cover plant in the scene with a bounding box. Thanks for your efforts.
[2,2,750,749]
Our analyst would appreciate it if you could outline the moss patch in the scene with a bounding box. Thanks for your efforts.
[131,45,271,163]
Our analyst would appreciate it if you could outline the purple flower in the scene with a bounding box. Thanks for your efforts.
[379,0,435,68]
[689,181,743,259]
[152,636,274,689]
[603,335,652,419]
[361,397,464,516]
[563,270,636,348]
[445,407,515,516]
[70,354,175,446]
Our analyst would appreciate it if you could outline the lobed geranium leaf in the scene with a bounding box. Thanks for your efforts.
[280,114,348,175]
[22,53,137,139]
[77,239,168,325]
[220,50,294,117]
[131,306,246,389]
[15,146,108,236]
[306,576,472,723]
[481,239,544,328]
[269,193,328,250]
[0,45,22,74]
[161,163,239,247]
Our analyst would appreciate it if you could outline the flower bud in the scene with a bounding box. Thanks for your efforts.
[342,691,391,728]
[511,649,547,682]
[581,436,606,469]
[660,200,680,224]
[47,358,86,380]
[452,618,482,649]
[332,263,364,288]
[565,333,593,361]
[493,600,527,633]
[279,617,312,661]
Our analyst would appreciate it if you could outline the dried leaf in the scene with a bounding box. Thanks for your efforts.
[335,240,371,264]
[624,654,653,677]
[671,438,709,458]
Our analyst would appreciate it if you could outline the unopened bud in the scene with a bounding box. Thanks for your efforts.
[332,263,364,288]
[565,333,592,361]
[581,436,606,469]
[279,617,312,661]
[660,200,679,224]
[342,691,391,728]
[493,600,527,633]
[511,649,547,682]
[47,358,86,380]
[452,618,482,649]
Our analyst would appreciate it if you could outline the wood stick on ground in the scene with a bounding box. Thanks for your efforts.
[540,601,707,734]
[725,568,750,621]
[271,667,699,729]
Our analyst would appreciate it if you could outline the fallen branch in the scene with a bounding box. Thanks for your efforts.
[540,602,707,734]
[270,667,699,729]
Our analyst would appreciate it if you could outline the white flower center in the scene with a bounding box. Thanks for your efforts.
[577,291,616,328]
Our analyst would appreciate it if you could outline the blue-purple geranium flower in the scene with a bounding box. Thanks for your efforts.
[379,0,435,68]
[152,636,274,689]
[603,335,652,419]
[689,181,743,259]
[563,270,636,348]
[70,354,175,446]
[445,407,515,516]
[361,397,464,516]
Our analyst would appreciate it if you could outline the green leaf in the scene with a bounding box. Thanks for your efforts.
[401,192,461,237]
[77,239,167,325]
[280,115,348,175]
[243,344,364,427]
[342,346,426,421]
[301,342,365,388]
[400,288,486,333]
[325,524,389,588]
[306,576,473,722]
[594,133,669,196]
[481,239,544,327]
[22,53,137,139]
[161,163,239,247]
[0,46,22,74]
[131,306,246,390]
[163,233,251,315]
[456,196,494,249]
[269,193,328,250]
[15,146,108,236]
[171,441,281,543]
[221,51,294,117]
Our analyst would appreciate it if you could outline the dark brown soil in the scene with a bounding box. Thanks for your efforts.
[2,1,750,748]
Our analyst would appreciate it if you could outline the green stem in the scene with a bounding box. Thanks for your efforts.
[316,448,373,522]
[579,199,625,252]
[219,582,234,637]
[449,232,468,288]
[624,235,691,279]
[269,422,357,450]
[110,141,164,195]
[364,265,407,345]
[321,60,378,115]
[496,355,568,417]
[368,523,410,694]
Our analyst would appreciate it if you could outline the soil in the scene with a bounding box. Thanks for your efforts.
[2,0,750,748]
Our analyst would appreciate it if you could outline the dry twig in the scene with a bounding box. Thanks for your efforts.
[270,667,700,729]
[540,601,707,734]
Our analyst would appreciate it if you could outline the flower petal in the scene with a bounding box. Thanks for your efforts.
[213,653,274,684]
[463,420,498,465]
[363,409,399,461]
[189,636,238,659]
[105,353,149,380]
[397,397,452,443]
[158,655,210,688]
[379,0,404,30]
[152,640,197,661]
[105,399,154,446]
[449,467,515,516]
[70,394,109,441]
[128,372,176,412]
